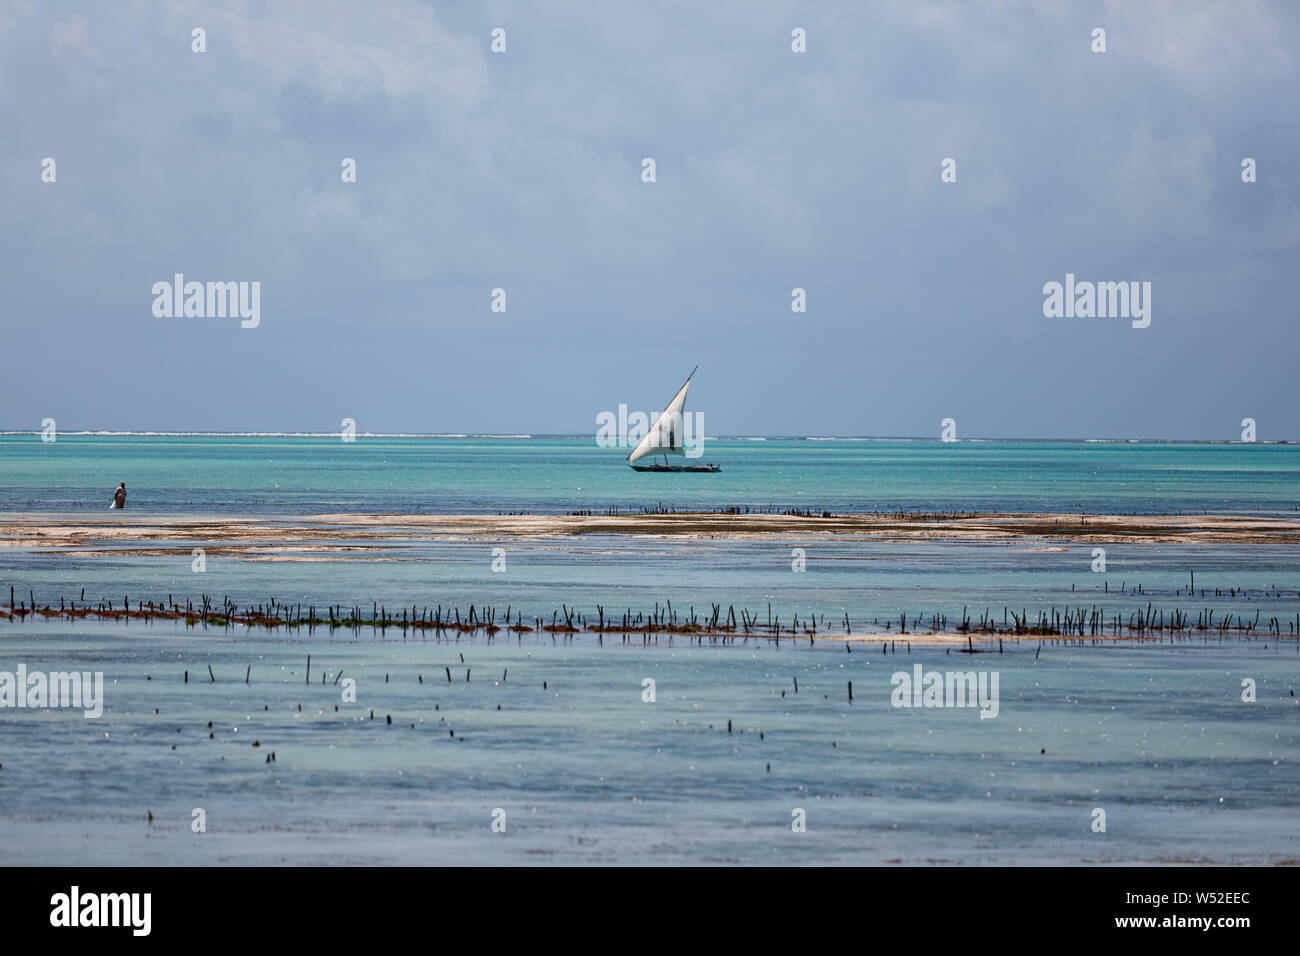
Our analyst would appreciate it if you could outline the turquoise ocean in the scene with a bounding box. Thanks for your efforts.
[1,434,1297,514]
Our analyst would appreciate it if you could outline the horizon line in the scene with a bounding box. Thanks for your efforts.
[0,430,1292,444]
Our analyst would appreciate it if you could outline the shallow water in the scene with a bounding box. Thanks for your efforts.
[0,622,1295,865]
[4,529,1299,641]
[2,435,1297,865]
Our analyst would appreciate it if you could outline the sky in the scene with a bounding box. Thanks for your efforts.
[1,0,1297,439]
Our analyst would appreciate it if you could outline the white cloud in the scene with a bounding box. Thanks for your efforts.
[1105,0,1291,82]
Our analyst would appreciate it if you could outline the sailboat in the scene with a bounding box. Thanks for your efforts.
[627,366,720,472]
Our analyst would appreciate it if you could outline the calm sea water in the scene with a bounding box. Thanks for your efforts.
[1,436,1297,864]
[0,624,1296,865]
[1,435,1297,515]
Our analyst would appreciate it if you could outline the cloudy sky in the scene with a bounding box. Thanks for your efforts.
[1,0,1296,438]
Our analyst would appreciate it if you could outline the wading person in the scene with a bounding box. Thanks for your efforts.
[112,482,126,510]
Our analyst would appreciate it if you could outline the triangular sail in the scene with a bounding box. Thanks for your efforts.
[628,367,696,464]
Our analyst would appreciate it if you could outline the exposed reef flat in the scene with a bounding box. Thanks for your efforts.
[3,511,1299,557]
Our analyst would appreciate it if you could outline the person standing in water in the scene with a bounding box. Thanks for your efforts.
[113,482,126,509]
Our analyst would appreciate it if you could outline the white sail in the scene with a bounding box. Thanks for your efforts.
[628,368,696,464]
